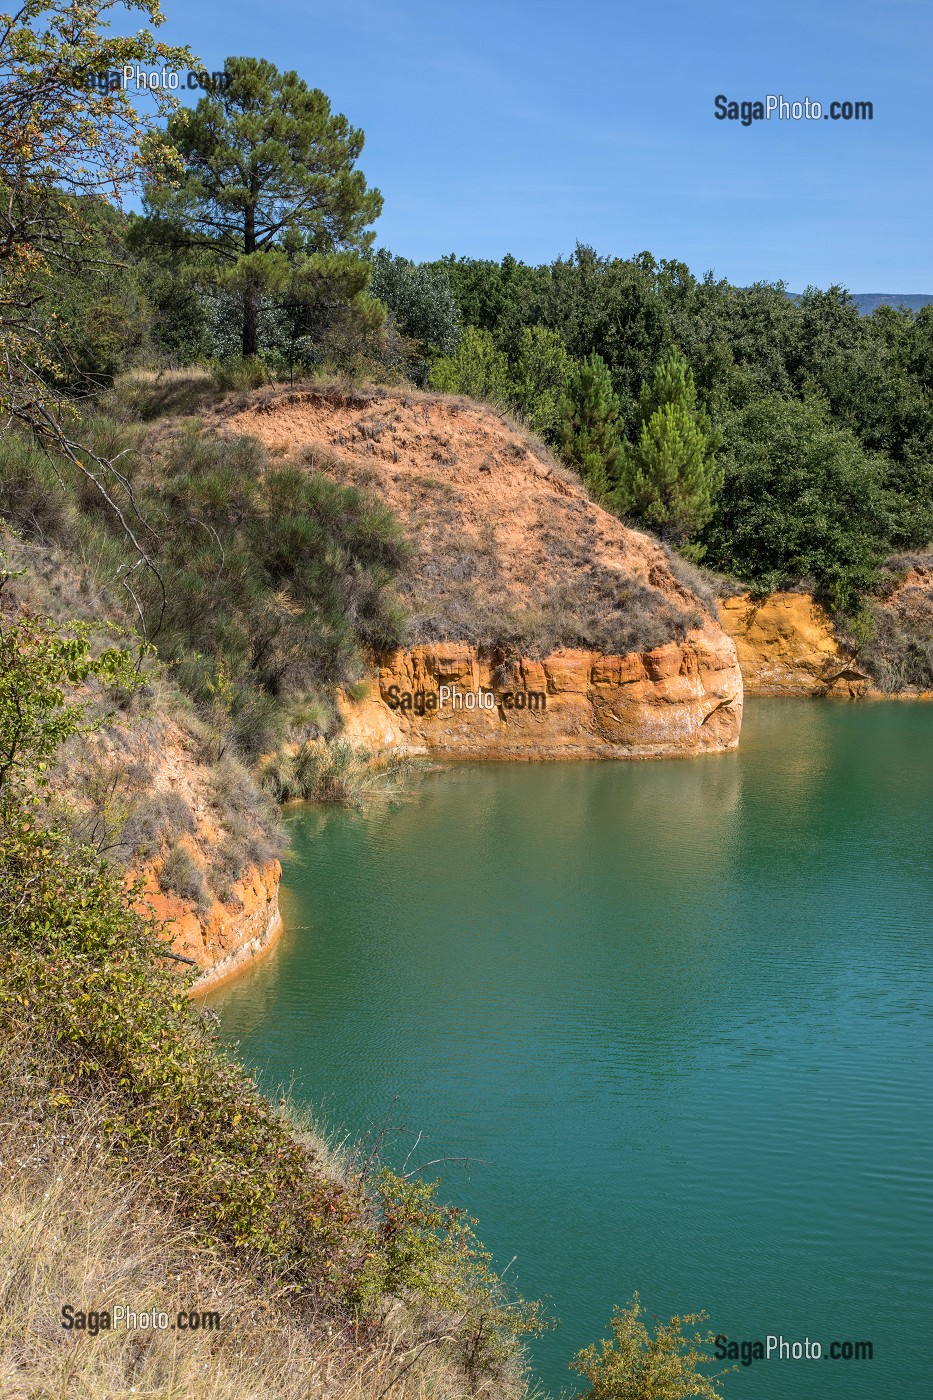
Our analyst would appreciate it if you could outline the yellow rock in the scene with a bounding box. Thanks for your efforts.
[339,626,743,761]
[716,592,859,695]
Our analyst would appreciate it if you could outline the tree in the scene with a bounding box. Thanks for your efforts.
[556,352,625,499]
[0,0,191,616]
[135,57,383,358]
[428,326,510,403]
[0,0,189,438]
[702,394,893,611]
[615,348,722,546]
[572,1294,729,1400]
[508,325,571,438]
[370,250,461,361]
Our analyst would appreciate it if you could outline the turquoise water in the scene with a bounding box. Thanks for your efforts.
[209,701,933,1397]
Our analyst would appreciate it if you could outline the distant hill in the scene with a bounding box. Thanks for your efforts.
[851,293,933,315]
[788,292,933,316]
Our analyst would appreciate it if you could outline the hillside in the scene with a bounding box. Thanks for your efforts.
[214,384,744,760]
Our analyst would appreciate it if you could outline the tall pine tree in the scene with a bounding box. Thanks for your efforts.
[557,353,625,499]
[134,58,383,358]
[615,348,722,546]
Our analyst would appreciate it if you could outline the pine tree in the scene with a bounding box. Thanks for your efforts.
[615,348,722,545]
[557,354,625,499]
[135,58,383,358]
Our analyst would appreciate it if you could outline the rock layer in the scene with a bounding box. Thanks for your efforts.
[340,629,743,760]
[716,593,861,695]
[134,859,283,995]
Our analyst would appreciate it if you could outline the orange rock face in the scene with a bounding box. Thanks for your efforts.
[133,858,283,995]
[340,629,743,760]
[716,592,868,696]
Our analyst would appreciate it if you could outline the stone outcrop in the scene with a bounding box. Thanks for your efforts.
[716,592,864,695]
[340,628,743,760]
[134,858,283,996]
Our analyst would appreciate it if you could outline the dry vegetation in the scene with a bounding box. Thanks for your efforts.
[0,527,282,914]
[857,554,933,691]
[0,1074,498,1400]
[218,383,714,658]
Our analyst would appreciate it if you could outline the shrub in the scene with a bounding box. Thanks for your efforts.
[0,433,76,543]
[429,326,510,403]
[702,394,893,612]
[158,843,209,906]
[855,603,933,691]
[571,1294,729,1400]
[508,325,572,438]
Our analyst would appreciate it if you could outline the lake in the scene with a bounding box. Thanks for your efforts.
[208,700,933,1397]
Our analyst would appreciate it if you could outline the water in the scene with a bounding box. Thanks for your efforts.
[209,701,933,1397]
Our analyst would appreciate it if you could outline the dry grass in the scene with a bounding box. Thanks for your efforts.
[216,382,712,660]
[110,368,218,422]
[0,1093,504,1400]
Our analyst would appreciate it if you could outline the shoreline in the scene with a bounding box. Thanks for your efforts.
[189,907,284,998]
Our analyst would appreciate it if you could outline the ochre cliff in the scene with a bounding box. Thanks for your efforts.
[134,858,283,995]
[716,592,865,696]
[221,385,746,759]
[340,630,742,760]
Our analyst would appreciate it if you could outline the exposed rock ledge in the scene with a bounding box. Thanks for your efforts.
[716,592,855,695]
[339,630,743,760]
[717,589,933,699]
[133,859,283,996]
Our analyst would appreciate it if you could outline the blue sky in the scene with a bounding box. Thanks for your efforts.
[146,0,931,290]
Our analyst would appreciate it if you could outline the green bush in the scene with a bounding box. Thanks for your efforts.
[508,325,572,437]
[571,1294,729,1400]
[429,326,511,403]
[702,395,893,612]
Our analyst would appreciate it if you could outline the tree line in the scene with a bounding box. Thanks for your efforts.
[4,9,931,624]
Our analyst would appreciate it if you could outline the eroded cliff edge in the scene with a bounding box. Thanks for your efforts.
[221,385,745,761]
[135,859,283,995]
[341,636,741,759]
[718,570,933,698]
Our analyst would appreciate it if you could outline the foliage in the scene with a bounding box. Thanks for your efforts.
[260,739,415,806]
[852,568,933,691]
[429,325,511,403]
[571,1294,729,1400]
[37,197,151,388]
[365,1169,549,1386]
[0,609,539,1385]
[0,603,135,810]
[0,0,190,441]
[370,250,461,371]
[509,325,572,437]
[615,348,722,547]
[135,57,383,358]
[0,424,410,765]
[411,251,933,605]
[702,395,893,611]
[557,352,625,498]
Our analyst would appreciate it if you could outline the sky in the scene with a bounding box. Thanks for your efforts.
[141,0,931,290]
